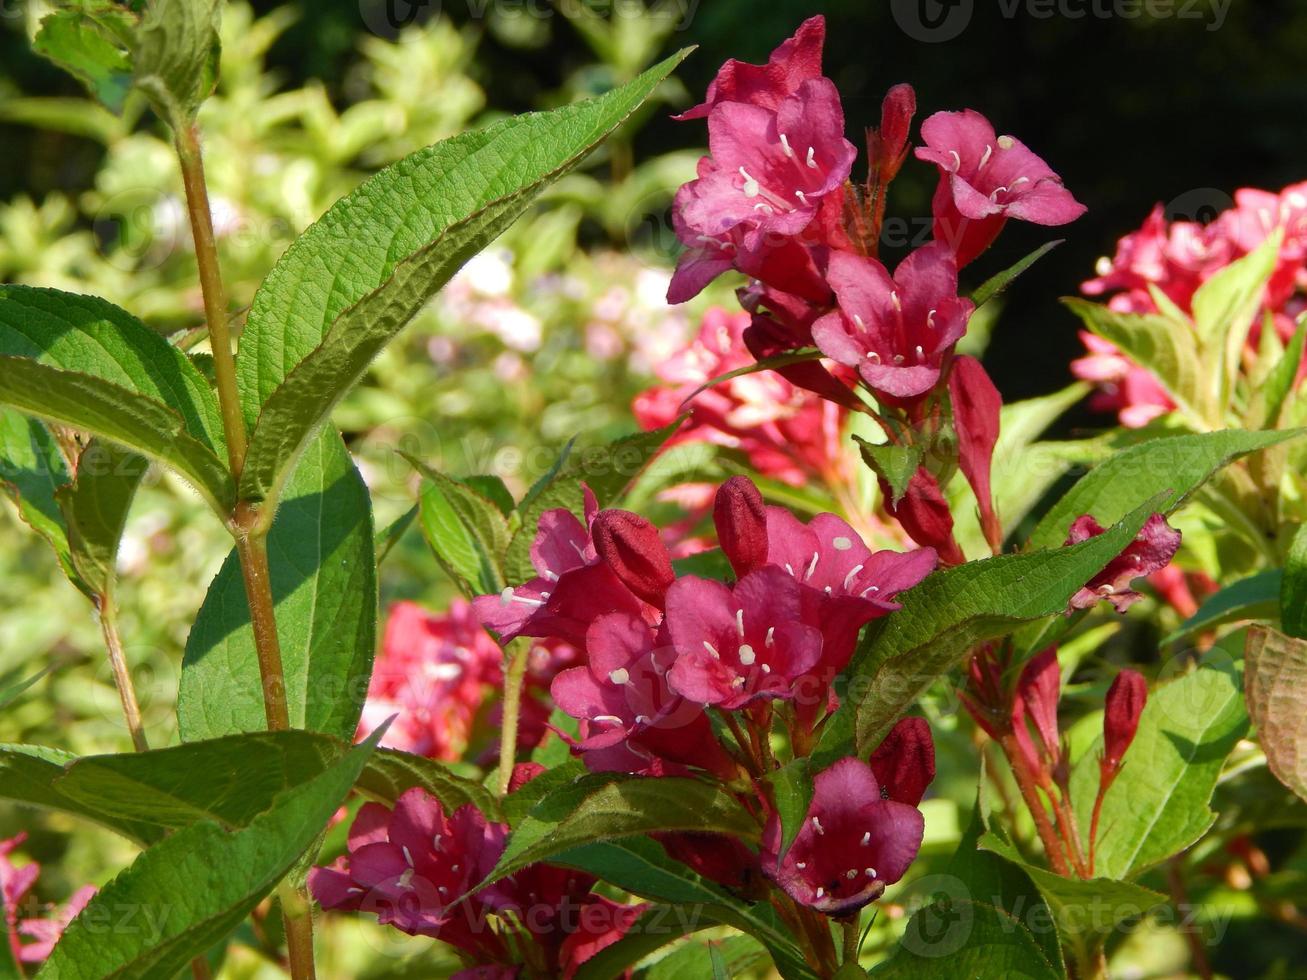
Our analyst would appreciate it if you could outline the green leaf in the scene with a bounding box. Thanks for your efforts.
[0,410,77,586]
[33,2,137,112]
[554,837,815,980]
[56,440,148,598]
[1026,429,1302,551]
[677,347,823,407]
[178,430,375,742]
[1063,297,1206,424]
[35,732,379,979]
[816,504,1157,762]
[1281,525,1307,639]
[236,51,690,505]
[854,436,922,507]
[971,240,1062,308]
[355,748,500,819]
[764,758,813,859]
[1163,569,1281,646]
[375,503,418,565]
[460,474,516,517]
[1245,627,1307,805]
[1252,319,1306,429]
[132,0,222,125]
[978,833,1164,968]
[504,421,683,583]
[1192,231,1281,408]
[870,900,1062,980]
[641,936,769,980]
[1069,659,1249,879]
[416,467,511,598]
[0,356,232,513]
[0,666,53,711]
[486,774,758,884]
[0,744,161,845]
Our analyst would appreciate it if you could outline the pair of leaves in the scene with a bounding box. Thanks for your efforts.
[34,0,220,125]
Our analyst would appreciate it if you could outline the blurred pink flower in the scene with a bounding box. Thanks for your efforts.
[1,834,97,965]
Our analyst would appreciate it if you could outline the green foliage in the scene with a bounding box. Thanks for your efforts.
[1164,569,1281,646]
[416,466,511,598]
[855,437,922,507]
[871,900,1062,979]
[1281,524,1307,638]
[1245,627,1307,805]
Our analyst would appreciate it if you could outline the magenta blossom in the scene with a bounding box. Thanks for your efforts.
[664,566,823,710]
[761,748,930,915]
[473,486,648,647]
[811,243,974,401]
[549,612,735,777]
[916,109,1086,267]
[675,15,825,120]
[1066,513,1182,612]
[1,834,97,965]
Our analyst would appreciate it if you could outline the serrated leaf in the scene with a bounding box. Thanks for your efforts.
[236,51,690,504]
[133,0,222,125]
[1069,659,1249,879]
[1063,297,1207,424]
[178,430,375,742]
[460,474,515,517]
[1245,627,1307,805]
[0,356,232,513]
[978,832,1164,968]
[486,774,758,885]
[375,503,418,565]
[1281,524,1307,639]
[971,240,1062,308]
[814,504,1157,763]
[354,748,500,819]
[415,467,510,598]
[854,436,922,507]
[1163,569,1281,646]
[870,900,1061,979]
[1026,429,1302,551]
[640,936,769,980]
[504,421,683,583]
[33,3,137,112]
[764,758,812,859]
[35,733,379,979]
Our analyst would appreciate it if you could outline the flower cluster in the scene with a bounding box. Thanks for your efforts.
[1074,181,1307,426]
[360,600,575,763]
[1,834,96,967]
[666,15,1085,560]
[310,775,642,978]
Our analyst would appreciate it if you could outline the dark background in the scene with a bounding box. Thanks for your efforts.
[3,0,1306,408]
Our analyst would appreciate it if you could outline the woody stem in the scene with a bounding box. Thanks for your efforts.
[1000,734,1072,877]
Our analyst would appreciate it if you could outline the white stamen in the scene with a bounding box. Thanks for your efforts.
[812,816,825,835]
[609,668,630,685]
[753,202,775,215]
[1011,176,1030,187]
[634,714,650,724]
[739,167,760,198]
[500,587,514,606]
[843,564,864,590]
[979,144,993,168]
[761,663,772,674]
[594,714,625,726]
[401,846,414,867]
[796,861,807,869]
[806,551,820,581]
[451,864,461,873]
[738,644,756,666]
[866,867,878,877]
[852,314,866,331]
[543,570,559,582]
[997,135,1015,149]
[806,146,818,169]
[833,536,853,551]
[890,290,901,311]
[765,626,775,648]
[847,869,859,880]
[795,190,810,205]
[736,609,746,638]
[861,585,881,597]
[893,354,905,365]
[948,149,961,170]
[861,831,871,845]
[433,834,442,850]
[732,676,746,688]
[927,308,937,328]
[784,563,796,577]
[780,133,795,157]
[1095,256,1113,276]
[866,351,881,363]
[398,868,415,888]
[815,887,825,899]
[704,640,721,658]
[915,345,925,360]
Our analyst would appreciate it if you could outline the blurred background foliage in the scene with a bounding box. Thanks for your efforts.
[2,1,1307,976]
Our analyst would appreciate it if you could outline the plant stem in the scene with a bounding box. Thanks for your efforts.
[234,520,290,732]
[175,124,246,475]
[189,958,213,980]
[279,883,317,980]
[1000,734,1072,876]
[497,639,531,795]
[97,594,149,753]
[1167,858,1212,980]
[1050,782,1089,878]
[841,914,862,965]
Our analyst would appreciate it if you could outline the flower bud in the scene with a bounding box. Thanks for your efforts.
[1102,669,1148,775]
[867,716,936,806]
[591,510,675,608]
[713,476,769,577]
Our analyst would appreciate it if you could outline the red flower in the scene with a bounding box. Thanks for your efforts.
[1065,513,1182,613]
[948,356,1003,551]
[713,475,769,578]
[591,510,676,609]
[1102,669,1148,777]
[1,834,96,966]
[916,109,1086,267]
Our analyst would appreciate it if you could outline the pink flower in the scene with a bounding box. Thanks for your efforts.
[591,510,675,609]
[811,244,974,401]
[1,834,97,965]
[948,355,1003,551]
[653,832,761,894]
[760,749,930,915]
[675,15,826,120]
[1065,513,1182,613]
[916,109,1086,267]
[1011,648,1062,779]
[1102,669,1148,778]
[713,475,769,578]
[882,467,967,566]
[664,567,824,710]
[359,600,503,761]
[1069,332,1175,429]
[632,308,848,489]
[549,613,734,777]
[867,717,937,808]
[764,503,937,674]
[474,486,649,647]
